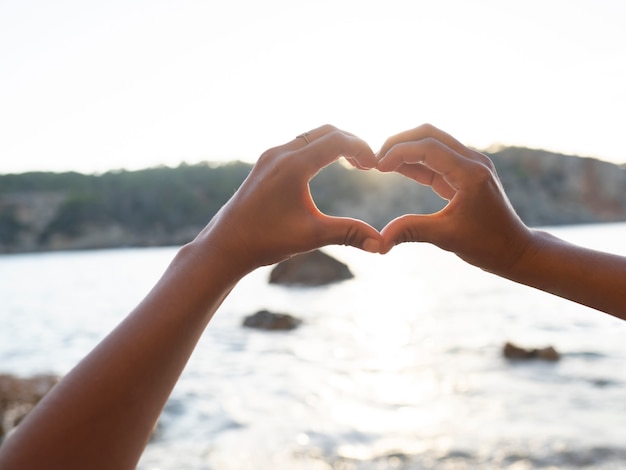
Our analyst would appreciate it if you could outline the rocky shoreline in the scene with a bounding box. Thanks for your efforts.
[0,374,59,440]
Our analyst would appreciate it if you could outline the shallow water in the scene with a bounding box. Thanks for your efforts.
[1,223,626,469]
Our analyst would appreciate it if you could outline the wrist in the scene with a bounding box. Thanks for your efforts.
[183,224,259,285]
[498,229,556,286]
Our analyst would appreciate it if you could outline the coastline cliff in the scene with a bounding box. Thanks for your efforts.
[1,148,625,254]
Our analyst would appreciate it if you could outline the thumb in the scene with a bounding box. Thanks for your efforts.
[380,214,442,253]
[319,216,382,253]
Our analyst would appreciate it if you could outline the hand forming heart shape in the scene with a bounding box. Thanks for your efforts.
[298,123,533,276]
[210,123,533,279]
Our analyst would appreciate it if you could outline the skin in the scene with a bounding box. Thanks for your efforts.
[1,123,624,469]
[376,123,626,319]
[0,125,381,470]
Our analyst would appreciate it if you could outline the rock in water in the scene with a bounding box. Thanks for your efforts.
[502,342,560,361]
[269,250,354,286]
[0,373,59,439]
[242,310,302,331]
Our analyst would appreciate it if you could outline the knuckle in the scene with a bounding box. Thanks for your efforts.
[319,124,338,134]
[471,150,496,170]
[259,146,280,162]
[326,129,355,154]
[401,226,418,244]
[257,145,290,169]
[326,128,343,140]
[417,123,438,134]
[422,136,444,150]
[256,151,272,166]
[472,161,496,184]
[343,225,359,247]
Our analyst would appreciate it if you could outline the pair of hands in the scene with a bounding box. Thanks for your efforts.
[206,124,534,278]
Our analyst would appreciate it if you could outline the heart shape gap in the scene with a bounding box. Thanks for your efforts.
[309,161,447,231]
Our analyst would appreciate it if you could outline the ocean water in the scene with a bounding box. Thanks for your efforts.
[1,223,626,469]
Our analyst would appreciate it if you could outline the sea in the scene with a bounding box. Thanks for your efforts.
[1,223,626,469]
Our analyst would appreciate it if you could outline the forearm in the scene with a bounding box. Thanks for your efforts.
[503,230,626,319]
[0,238,245,470]
[0,125,380,470]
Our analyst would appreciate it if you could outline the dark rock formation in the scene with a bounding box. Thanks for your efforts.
[269,250,354,286]
[489,147,626,226]
[503,342,560,361]
[242,310,302,331]
[0,373,59,439]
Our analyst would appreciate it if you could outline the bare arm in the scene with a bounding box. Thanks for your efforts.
[0,125,381,470]
[376,123,626,319]
[508,230,626,316]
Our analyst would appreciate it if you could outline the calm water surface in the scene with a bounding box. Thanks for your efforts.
[1,223,626,469]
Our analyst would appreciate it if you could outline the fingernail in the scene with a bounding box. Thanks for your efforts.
[361,238,380,253]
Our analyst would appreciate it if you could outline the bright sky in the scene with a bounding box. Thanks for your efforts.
[1,0,625,174]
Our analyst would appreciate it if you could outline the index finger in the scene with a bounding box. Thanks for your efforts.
[377,123,464,155]
[292,127,376,178]
[377,124,492,168]
[377,138,483,191]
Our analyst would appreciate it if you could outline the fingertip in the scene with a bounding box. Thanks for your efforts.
[321,216,382,253]
[345,155,372,171]
[375,153,394,173]
[361,237,381,254]
[359,157,377,170]
[380,214,419,248]
[378,241,395,254]
[304,131,375,174]
[352,144,377,170]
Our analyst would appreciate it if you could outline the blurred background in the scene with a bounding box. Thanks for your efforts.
[2,1,626,469]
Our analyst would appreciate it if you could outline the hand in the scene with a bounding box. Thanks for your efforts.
[199,125,382,273]
[376,124,533,274]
